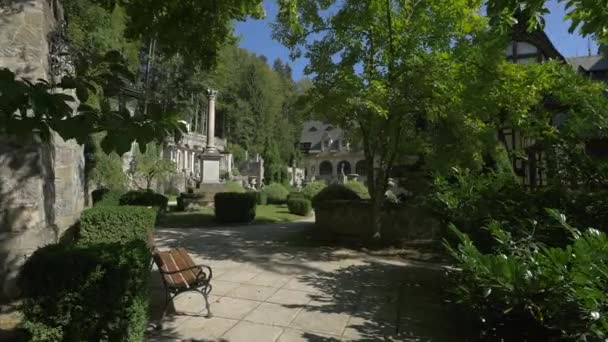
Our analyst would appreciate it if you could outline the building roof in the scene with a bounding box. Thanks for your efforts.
[567,55,608,72]
[300,120,343,151]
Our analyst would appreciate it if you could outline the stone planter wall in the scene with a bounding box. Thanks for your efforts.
[314,200,440,240]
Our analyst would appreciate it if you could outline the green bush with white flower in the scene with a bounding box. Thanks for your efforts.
[447,209,608,341]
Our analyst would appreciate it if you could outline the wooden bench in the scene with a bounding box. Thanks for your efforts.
[153,247,213,322]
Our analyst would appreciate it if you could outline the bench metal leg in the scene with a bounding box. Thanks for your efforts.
[202,284,212,318]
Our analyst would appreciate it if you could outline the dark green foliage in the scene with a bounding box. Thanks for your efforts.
[447,214,608,340]
[427,169,608,251]
[301,181,327,199]
[119,190,168,211]
[250,191,268,205]
[344,181,370,199]
[312,184,362,208]
[79,206,157,245]
[91,188,110,205]
[262,183,290,204]
[287,192,307,201]
[92,189,123,207]
[19,240,151,342]
[287,198,312,216]
[176,192,206,211]
[215,192,257,223]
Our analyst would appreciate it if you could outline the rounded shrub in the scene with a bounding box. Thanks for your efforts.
[119,190,168,211]
[287,191,307,201]
[312,183,362,208]
[249,191,268,205]
[79,206,158,245]
[215,192,257,223]
[262,183,290,204]
[345,181,370,199]
[302,181,327,199]
[287,198,312,216]
[19,240,151,342]
[92,189,123,207]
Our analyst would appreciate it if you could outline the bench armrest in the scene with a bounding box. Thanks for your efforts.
[159,264,213,280]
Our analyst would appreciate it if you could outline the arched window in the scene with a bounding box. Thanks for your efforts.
[319,161,333,176]
[355,160,366,175]
[337,161,351,175]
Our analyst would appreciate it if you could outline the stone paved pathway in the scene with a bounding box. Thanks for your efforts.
[148,221,471,342]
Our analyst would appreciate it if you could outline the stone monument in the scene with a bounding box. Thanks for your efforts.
[199,89,222,184]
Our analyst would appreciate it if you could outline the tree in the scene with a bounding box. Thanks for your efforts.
[130,143,175,190]
[485,0,608,44]
[274,0,488,239]
[99,0,265,69]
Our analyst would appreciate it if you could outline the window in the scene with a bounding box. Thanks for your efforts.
[326,126,333,131]
[337,161,351,175]
[309,126,317,132]
[319,161,332,175]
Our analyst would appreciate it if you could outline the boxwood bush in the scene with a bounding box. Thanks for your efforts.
[287,198,312,216]
[345,181,370,199]
[119,190,168,211]
[215,192,257,223]
[249,191,267,205]
[79,206,157,245]
[19,240,151,342]
[92,189,122,207]
[262,183,289,204]
[287,191,307,201]
[302,181,327,199]
[312,183,362,208]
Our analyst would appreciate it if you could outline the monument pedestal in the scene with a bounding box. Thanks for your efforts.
[200,153,222,184]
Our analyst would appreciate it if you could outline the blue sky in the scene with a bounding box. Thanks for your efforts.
[235,0,599,80]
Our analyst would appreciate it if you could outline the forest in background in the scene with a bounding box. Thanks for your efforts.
[63,0,311,188]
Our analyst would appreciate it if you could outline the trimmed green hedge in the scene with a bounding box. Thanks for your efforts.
[312,183,362,208]
[19,240,151,342]
[262,183,289,204]
[345,181,370,199]
[119,190,168,211]
[249,191,268,205]
[215,192,257,223]
[287,192,307,201]
[79,206,157,245]
[92,189,122,207]
[302,181,327,199]
[287,198,312,216]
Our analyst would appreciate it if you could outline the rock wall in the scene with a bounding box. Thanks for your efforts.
[0,0,85,300]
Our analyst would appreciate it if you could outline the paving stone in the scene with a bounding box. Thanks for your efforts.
[171,292,207,315]
[209,280,241,296]
[289,308,351,335]
[215,270,259,283]
[244,302,302,327]
[276,328,341,342]
[266,289,313,306]
[283,278,323,294]
[226,284,278,301]
[246,272,292,287]
[222,321,284,342]
[208,296,261,320]
[160,316,237,340]
[342,315,397,340]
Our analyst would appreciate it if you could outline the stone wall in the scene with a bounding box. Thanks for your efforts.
[0,0,86,300]
[314,200,440,241]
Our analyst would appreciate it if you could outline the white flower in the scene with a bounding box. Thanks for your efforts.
[587,228,601,236]
[524,270,533,280]
[591,311,600,321]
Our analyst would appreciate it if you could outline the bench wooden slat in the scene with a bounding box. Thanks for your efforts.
[155,251,182,288]
[177,248,204,279]
[170,249,198,286]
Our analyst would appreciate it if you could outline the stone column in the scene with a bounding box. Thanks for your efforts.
[190,152,195,173]
[206,89,218,153]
